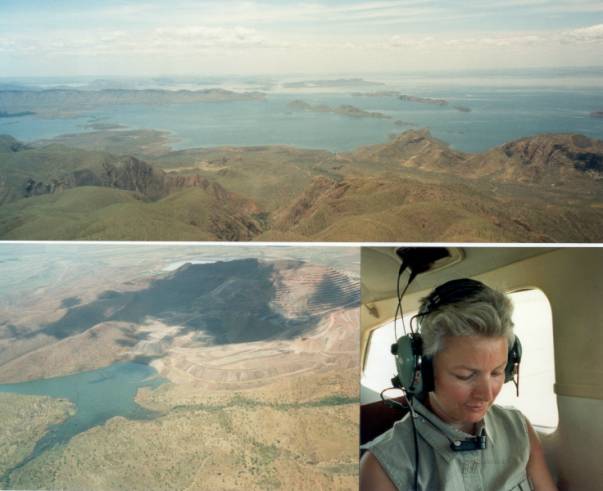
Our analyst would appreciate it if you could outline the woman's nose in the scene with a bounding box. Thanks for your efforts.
[472,377,495,401]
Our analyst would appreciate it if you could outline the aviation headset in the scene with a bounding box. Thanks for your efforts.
[391,278,522,398]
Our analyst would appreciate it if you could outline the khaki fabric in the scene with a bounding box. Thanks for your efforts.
[363,400,532,491]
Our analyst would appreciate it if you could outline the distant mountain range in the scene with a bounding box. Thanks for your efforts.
[282,78,384,88]
[1,129,602,241]
[0,88,265,116]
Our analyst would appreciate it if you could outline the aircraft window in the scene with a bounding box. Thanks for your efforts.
[362,313,413,396]
[362,288,558,432]
[497,289,558,432]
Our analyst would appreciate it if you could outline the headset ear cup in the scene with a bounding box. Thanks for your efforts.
[392,335,416,390]
[505,336,522,383]
[392,334,425,395]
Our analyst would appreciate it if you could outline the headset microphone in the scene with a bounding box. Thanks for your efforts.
[450,428,488,452]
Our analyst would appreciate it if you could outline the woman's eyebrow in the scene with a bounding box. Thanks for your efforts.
[451,361,507,371]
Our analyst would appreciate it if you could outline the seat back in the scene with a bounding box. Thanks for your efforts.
[360,396,409,448]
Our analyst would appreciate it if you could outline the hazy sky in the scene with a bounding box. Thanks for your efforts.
[1,0,603,77]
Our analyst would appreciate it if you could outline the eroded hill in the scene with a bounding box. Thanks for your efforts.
[0,259,359,383]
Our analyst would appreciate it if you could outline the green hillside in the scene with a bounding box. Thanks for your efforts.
[0,186,263,240]
[1,131,602,242]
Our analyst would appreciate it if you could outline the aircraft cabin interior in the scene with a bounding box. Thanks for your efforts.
[360,246,603,491]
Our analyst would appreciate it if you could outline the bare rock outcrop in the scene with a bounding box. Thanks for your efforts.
[101,157,167,199]
[469,133,603,184]
[350,129,466,170]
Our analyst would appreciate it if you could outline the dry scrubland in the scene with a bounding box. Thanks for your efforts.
[0,257,360,489]
[1,128,602,241]
[7,368,358,491]
[0,393,74,478]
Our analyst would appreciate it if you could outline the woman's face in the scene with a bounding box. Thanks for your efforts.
[429,335,508,433]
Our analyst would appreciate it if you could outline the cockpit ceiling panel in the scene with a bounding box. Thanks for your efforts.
[361,247,556,305]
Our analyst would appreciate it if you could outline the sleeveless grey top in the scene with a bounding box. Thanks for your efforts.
[363,400,533,491]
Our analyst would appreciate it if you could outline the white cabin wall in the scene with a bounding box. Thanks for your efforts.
[551,396,603,491]
[474,248,603,491]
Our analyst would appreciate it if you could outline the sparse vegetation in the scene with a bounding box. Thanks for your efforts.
[0,393,74,483]
[4,380,358,490]
[0,252,359,489]
[2,129,602,241]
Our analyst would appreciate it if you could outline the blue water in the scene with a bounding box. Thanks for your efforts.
[0,361,165,479]
[1,85,603,153]
[0,112,91,143]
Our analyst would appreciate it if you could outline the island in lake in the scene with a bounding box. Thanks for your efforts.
[287,99,391,119]
[399,94,471,112]
[0,111,35,118]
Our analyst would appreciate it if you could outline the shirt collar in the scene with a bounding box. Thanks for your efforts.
[409,398,493,461]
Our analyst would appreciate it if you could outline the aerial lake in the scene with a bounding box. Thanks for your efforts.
[0,361,165,478]
[2,80,603,153]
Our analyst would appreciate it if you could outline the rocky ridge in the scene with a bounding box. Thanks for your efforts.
[1,129,602,242]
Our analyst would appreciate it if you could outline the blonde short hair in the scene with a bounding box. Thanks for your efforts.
[417,279,514,356]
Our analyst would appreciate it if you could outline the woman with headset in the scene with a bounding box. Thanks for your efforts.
[360,279,558,491]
